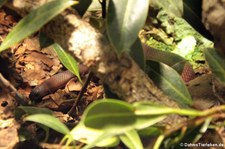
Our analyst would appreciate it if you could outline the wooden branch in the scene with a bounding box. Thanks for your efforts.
[5,0,180,108]
[202,0,225,55]
[0,73,27,105]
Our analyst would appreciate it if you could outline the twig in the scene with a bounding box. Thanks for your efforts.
[67,72,94,116]
[152,112,225,149]
[164,112,225,138]
[0,73,27,105]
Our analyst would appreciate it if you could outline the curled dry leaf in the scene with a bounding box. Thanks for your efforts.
[15,37,61,86]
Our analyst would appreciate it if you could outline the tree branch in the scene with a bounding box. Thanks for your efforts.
[5,0,180,108]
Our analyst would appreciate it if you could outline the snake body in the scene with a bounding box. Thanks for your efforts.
[29,44,195,101]
[142,44,196,82]
[29,64,89,102]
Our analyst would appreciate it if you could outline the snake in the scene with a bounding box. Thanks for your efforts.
[29,64,89,102]
[29,44,195,102]
[142,44,195,82]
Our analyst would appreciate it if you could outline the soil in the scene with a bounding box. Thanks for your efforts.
[0,8,104,149]
[0,5,224,149]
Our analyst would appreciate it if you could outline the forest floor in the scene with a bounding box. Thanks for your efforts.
[0,8,104,149]
[0,7,225,149]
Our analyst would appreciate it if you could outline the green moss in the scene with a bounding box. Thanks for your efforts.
[144,9,213,69]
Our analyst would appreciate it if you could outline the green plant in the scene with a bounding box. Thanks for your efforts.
[21,100,225,149]
[1,0,225,148]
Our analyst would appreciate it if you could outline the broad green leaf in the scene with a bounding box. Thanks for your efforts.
[204,48,225,85]
[71,122,119,149]
[134,115,166,130]
[83,99,166,131]
[107,0,149,54]
[0,0,7,7]
[15,106,53,120]
[18,106,52,115]
[81,133,117,149]
[53,43,82,82]
[138,127,161,137]
[134,103,173,115]
[146,61,192,107]
[0,0,76,52]
[83,99,136,132]
[76,99,165,148]
[71,122,119,147]
[133,102,201,117]
[25,114,70,135]
[130,38,145,70]
[149,0,183,17]
[143,44,188,74]
[120,130,143,149]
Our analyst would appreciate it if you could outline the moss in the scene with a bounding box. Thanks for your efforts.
[144,9,213,69]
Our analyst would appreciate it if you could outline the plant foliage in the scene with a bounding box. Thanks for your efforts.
[107,0,149,54]
[1,0,225,148]
[23,99,225,148]
[204,48,225,85]
[0,0,76,52]
[53,43,82,82]
[146,61,192,107]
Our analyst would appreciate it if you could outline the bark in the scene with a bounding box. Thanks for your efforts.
[5,0,180,108]
[202,0,225,55]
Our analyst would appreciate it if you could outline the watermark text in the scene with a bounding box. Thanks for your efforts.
[179,142,224,148]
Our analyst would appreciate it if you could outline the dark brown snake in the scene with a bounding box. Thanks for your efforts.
[29,64,89,102]
[29,44,195,102]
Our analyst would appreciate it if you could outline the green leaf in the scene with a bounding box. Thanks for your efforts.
[130,38,145,70]
[0,0,76,52]
[134,115,166,130]
[143,44,188,74]
[81,133,118,149]
[71,122,119,148]
[53,43,82,82]
[107,0,149,54]
[138,127,161,137]
[133,102,201,117]
[204,48,225,85]
[83,99,166,131]
[25,114,70,135]
[149,0,183,17]
[146,61,192,107]
[18,106,52,115]
[83,99,136,132]
[120,130,143,149]
[134,103,173,115]
[76,99,165,148]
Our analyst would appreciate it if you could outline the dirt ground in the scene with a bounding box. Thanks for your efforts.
[0,8,104,149]
[0,5,225,149]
